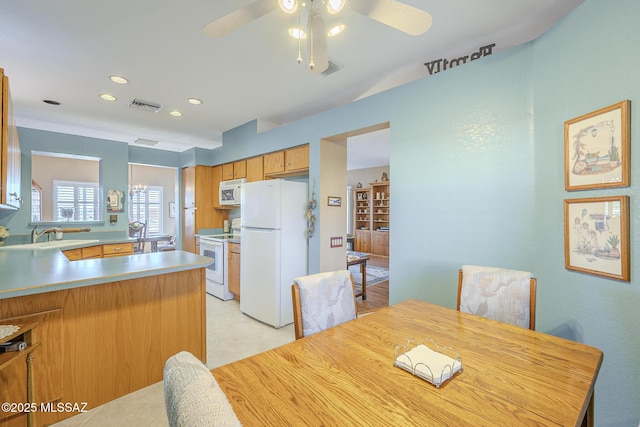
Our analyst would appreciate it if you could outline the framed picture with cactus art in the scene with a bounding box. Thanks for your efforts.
[564,196,629,282]
[564,100,630,191]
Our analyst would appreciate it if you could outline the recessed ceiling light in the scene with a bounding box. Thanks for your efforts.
[109,75,128,84]
[289,27,306,39]
[43,99,61,106]
[99,94,117,101]
[169,111,183,117]
[328,24,345,37]
[187,98,203,105]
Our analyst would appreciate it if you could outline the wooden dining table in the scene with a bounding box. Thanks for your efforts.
[212,299,602,426]
[347,251,370,300]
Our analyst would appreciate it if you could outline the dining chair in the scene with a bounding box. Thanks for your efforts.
[457,265,537,330]
[159,235,176,252]
[292,270,357,340]
[129,221,147,254]
[163,351,241,427]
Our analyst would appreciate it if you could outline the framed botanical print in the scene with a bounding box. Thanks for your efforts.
[564,196,629,282]
[564,100,630,191]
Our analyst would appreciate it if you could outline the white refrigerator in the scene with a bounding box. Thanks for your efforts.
[240,179,308,327]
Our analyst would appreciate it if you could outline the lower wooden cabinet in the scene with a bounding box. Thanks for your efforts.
[228,242,241,302]
[354,230,370,253]
[63,243,134,260]
[103,243,134,257]
[355,230,389,257]
[372,232,389,257]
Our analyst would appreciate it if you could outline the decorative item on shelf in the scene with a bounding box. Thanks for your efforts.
[381,172,389,181]
[356,182,363,188]
[0,226,9,245]
[306,181,317,239]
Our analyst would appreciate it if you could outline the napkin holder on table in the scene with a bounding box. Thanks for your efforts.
[394,338,463,388]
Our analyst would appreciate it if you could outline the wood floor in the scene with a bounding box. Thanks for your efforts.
[355,255,389,316]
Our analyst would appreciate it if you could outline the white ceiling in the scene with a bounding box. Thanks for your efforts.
[0,1,583,154]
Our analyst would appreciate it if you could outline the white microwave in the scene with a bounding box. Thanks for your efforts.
[219,178,245,206]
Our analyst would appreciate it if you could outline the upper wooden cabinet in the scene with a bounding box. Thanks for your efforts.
[0,68,21,210]
[233,160,246,179]
[245,156,264,182]
[221,160,247,180]
[222,163,234,180]
[264,145,309,178]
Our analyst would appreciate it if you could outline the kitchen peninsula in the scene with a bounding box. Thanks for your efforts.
[0,246,211,426]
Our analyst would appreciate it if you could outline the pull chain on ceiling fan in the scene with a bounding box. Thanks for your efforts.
[203,0,432,73]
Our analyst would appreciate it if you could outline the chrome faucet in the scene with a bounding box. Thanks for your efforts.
[31,226,59,243]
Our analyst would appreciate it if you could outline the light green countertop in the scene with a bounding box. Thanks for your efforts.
[0,244,213,300]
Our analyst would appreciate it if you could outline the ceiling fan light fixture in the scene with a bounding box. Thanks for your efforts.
[289,27,307,39]
[326,0,346,14]
[278,0,298,14]
[327,24,345,36]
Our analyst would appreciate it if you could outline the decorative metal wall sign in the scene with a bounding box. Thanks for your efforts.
[424,43,496,75]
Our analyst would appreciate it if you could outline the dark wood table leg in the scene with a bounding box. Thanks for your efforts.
[360,261,367,300]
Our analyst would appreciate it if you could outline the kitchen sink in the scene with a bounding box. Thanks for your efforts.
[0,239,100,250]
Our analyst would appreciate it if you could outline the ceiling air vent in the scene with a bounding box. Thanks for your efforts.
[128,98,163,113]
[134,138,159,146]
[321,61,340,76]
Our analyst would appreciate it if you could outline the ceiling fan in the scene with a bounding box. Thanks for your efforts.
[203,0,432,73]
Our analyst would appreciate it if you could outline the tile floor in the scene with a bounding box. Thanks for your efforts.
[52,294,295,426]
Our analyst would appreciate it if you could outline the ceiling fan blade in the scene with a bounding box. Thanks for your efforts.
[203,0,277,38]
[307,9,329,73]
[349,0,432,36]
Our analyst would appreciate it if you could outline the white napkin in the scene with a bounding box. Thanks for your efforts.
[395,344,462,385]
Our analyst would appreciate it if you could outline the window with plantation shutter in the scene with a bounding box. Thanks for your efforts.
[53,180,100,221]
[129,186,163,235]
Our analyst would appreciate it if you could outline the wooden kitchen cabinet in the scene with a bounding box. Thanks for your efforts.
[0,68,22,210]
[245,156,263,182]
[183,165,227,253]
[228,242,241,302]
[371,232,389,257]
[284,145,309,172]
[233,160,246,179]
[102,243,134,257]
[222,163,234,180]
[264,145,309,177]
[221,161,247,180]
[354,230,370,253]
[263,151,284,175]
[63,243,133,260]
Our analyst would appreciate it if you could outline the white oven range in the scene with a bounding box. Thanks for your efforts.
[199,234,236,301]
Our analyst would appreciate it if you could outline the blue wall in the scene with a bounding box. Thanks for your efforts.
[5,128,183,240]
[220,0,640,424]
[4,0,638,423]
